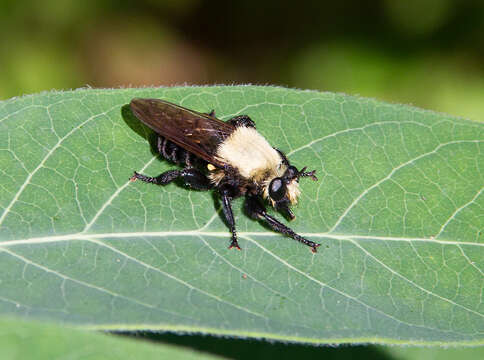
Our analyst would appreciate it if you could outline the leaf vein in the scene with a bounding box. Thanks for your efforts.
[0,102,124,227]
[241,235,465,332]
[329,140,483,233]
[0,246,192,321]
[435,187,484,239]
[350,239,484,318]
[85,238,269,320]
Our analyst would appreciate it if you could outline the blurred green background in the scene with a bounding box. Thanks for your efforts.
[2,0,483,357]
[1,0,483,121]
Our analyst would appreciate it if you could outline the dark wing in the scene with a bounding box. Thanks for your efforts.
[130,98,235,167]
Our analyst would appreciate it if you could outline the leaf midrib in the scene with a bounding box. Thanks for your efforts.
[1,88,482,345]
[1,234,481,335]
[1,231,483,247]
[3,230,483,318]
[3,129,481,239]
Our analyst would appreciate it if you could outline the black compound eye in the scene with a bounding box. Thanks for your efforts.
[269,178,286,201]
[284,166,298,180]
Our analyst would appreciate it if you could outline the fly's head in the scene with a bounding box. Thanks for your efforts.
[267,166,318,220]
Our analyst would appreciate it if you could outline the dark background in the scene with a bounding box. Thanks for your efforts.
[2,0,482,357]
[1,0,483,121]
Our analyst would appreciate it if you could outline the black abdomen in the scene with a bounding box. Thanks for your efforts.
[157,136,195,167]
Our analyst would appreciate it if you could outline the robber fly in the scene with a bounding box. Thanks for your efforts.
[129,98,320,252]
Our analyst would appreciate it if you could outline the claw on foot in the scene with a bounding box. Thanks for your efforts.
[229,242,241,250]
[311,243,321,253]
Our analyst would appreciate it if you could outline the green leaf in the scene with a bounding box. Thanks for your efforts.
[0,316,219,360]
[381,344,484,360]
[0,86,483,345]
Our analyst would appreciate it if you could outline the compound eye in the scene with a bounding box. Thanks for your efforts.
[285,166,298,180]
[269,178,286,201]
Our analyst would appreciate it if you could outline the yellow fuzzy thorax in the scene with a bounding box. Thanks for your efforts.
[207,126,301,207]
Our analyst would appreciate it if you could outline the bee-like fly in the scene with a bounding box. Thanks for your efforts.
[129,98,320,252]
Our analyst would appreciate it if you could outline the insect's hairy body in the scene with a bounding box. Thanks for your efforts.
[130,98,232,167]
[209,126,301,204]
[216,126,282,181]
[130,98,319,253]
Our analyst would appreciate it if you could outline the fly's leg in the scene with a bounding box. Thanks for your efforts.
[219,184,240,250]
[245,195,321,253]
[131,168,212,190]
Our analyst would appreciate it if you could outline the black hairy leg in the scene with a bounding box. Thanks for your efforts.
[298,167,318,181]
[219,184,240,250]
[245,195,321,253]
[131,168,212,190]
[227,115,256,128]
